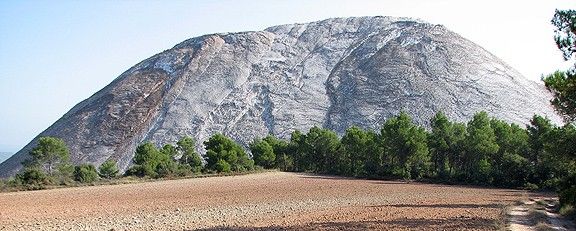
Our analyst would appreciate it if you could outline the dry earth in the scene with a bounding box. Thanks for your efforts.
[0,172,533,230]
[507,197,575,231]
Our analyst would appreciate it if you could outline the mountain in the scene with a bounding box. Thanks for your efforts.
[0,16,561,177]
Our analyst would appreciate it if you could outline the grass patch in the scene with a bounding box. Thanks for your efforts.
[528,208,550,226]
[560,204,576,221]
[535,222,556,231]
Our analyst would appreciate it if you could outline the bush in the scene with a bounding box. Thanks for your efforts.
[215,159,231,173]
[54,163,74,185]
[98,160,119,179]
[174,163,193,177]
[560,186,576,207]
[125,164,154,178]
[250,139,275,168]
[177,136,203,173]
[74,164,99,183]
[128,142,179,178]
[204,134,253,172]
[276,153,294,171]
[155,161,177,178]
[523,182,540,191]
[560,204,575,220]
[16,167,49,189]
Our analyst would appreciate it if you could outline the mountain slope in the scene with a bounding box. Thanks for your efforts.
[0,16,560,177]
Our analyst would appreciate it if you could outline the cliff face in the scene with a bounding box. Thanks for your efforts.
[0,16,560,177]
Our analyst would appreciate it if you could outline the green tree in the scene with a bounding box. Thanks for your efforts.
[544,9,576,209]
[204,134,253,172]
[490,118,531,186]
[15,167,48,189]
[155,160,178,178]
[446,122,467,177]
[177,136,203,173]
[543,71,576,122]
[315,128,341,174]
[249,138,275,168]
[380,112,430,179]
[127,142,174,177]
[463,112,499,184]
[300,127,341,173]
[341,126,370,176]
[543,10,576,122]
[363,130,383,177]
[74,164,99,183]
[527,115,554,164]
[130,142,161,177]
[263,136,291,171]
[526,115,566,188]
[289,130,306,171]
[28,136,71,176]
[428,112,452,178]
[215,159,232,173]
[98,160,119,179]
[161,144,178,160]
[552,9,576,63]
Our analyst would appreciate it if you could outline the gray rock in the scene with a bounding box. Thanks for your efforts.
[0,16,561,177]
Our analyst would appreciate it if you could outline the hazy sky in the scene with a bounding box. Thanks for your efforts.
[0,0,574,154]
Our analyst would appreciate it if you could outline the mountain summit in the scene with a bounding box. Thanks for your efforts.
[0,16,560,177]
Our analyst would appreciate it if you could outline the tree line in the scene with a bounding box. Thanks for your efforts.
[3,110,574,194]
[2,133,257,190]
[248,112,575,190]
[123,134,254,178]
[5,136,119,190]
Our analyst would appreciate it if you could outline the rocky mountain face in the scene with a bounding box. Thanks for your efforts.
[0,16,561,177]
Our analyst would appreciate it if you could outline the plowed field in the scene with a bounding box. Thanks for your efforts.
[0,172,529,230]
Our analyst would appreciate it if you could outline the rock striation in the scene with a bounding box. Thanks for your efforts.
[0,16,561,177]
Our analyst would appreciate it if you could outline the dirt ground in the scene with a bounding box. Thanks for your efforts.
[0,171,532,230]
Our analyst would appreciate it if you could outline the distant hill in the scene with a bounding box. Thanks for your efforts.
[0,152,12,164]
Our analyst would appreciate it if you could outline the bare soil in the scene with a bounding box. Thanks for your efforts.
[507,197,575,231]
[0,172,533,230]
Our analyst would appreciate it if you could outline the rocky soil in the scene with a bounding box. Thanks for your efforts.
[0,172,536,230]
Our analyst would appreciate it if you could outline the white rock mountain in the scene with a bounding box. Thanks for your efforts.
[0,16,560,177]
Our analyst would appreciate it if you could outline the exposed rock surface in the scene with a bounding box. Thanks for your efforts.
[0,16,561,177]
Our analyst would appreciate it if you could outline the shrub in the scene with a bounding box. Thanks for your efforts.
[174,163,193,177]
[14,167,49,190]
[128,142,179,178]
[74,164,99,183]
[54,163,74,185]
[523,182,540,191]
[98,160,119,179]
[155,161,177,178]
[177,136,203,173]
[126,164,154,178]
[204,134,253,172]
[215,159,231,173]
[250,139,275,168]
[560,186,576,208]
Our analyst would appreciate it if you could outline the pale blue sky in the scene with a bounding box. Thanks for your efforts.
[0,0,574,156]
